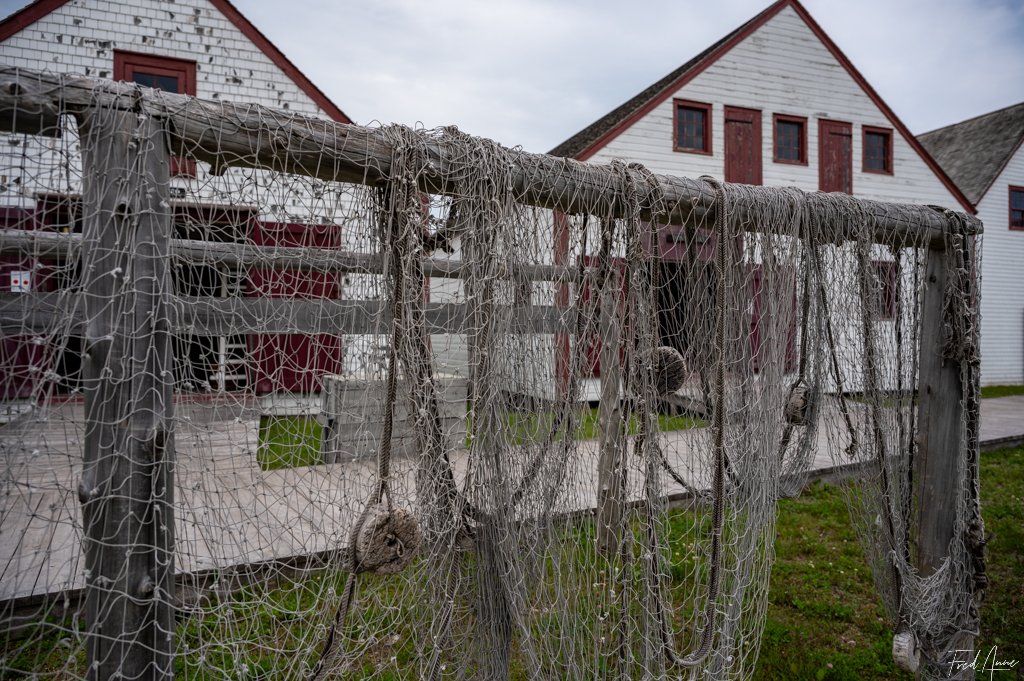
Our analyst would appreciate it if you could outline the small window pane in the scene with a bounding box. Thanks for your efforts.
[865,131,890,172]
[1011,189,1024,210]
[775,120,803,161]
[131,72,180,93]
[677,106,706,151]
[1011,189,1024,228]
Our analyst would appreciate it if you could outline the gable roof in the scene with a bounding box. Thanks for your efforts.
[0,0,352,124]
[548,4,775,160]
[549,0,974,214]
[918,102,1024,205]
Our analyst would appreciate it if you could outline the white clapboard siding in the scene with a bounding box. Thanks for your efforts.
[977,146,1024,384]
[588,6,962,211]
[1,0,329,118]
[0,0,393,383]
[571,4,965,394]
[0,0,352,215]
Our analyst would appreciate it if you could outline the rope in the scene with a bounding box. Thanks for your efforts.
[853,222,905,625]
[664,175,729,668]
[308,178,421,680]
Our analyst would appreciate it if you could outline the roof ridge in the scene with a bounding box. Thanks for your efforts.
[548,0,786,159]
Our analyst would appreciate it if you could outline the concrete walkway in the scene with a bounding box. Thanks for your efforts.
[0,394,1020,605]
[979,394,1024,450]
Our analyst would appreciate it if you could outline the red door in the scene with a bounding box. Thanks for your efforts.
[0,206,64,400]
[749,265,797,374]
[579,255,626,378]
[247,222,343,394]
[724,106,762,185]
[819,120,853,194]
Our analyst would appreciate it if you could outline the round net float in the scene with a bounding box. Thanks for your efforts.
[784,383,810,426]
[891,629,920,673]
[355,505,423,575]
[654,345,687,397]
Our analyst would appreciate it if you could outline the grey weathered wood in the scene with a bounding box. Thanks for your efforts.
[913,245,970,679]
[0,66,981,249]
[78,109,175,680]
[0,293,567,335]
[0,69,62,135]
[0,228,577,283]
[596,269,624,555]
[318,375,467,463]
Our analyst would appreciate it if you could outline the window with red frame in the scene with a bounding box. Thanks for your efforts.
[863,126,893,174]
[773,114,807,164]
[114,50,197,176]
[1010,186,1024,230]
[871,260,897,320]
[674,100,712,154]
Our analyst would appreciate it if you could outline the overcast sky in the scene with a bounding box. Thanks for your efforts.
[5,0,1024,152]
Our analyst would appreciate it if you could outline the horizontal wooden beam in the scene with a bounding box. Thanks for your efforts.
[0,228,574,282]
[0,67,981,249]
[0,292,567,336]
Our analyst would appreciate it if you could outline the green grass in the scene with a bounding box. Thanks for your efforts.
[754,482,909,680]
[499,407,703,445]
[7,447,1021,679]
[980,384,1024,399]
[974,445,1024,653]
[257,415,323,470]
[256,408,704,470]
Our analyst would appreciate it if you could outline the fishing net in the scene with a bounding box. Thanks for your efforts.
[0,68,984,680]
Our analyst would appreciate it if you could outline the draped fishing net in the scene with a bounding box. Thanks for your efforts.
[0,69,985,680]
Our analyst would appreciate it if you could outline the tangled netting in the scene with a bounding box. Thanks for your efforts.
[0,69,984,680]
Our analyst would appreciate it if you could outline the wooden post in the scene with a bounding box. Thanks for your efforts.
[78,108,175,680]
[914,245,970,679]
[596,269,624,555]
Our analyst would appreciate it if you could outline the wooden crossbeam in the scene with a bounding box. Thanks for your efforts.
[0,66,981,249]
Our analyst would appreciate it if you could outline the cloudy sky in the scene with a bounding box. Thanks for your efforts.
[4,0,1024,152]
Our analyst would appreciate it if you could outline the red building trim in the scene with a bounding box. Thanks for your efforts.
[113,50,197,94]
[114,50,197,177]
[785,0,971,211]
[673,99,713,155]
[871,260,898,320]
[1010,185,1024,231]
[0,0,62,42]
[569,0,975,214]
[574,2,785,163]
[862,125,893,175]
[772,113,808,165]
[207,0,351,124]
[0,0,352,125]
[553,210,571,392]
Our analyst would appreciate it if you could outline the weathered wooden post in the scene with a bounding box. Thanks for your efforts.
[596,268,624,555]
[77,106,176,680]
[913,242,973,680]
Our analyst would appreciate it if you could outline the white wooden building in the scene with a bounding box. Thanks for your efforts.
[544,0,975,400]
[920,102,1024,386]
[0,0,365,402]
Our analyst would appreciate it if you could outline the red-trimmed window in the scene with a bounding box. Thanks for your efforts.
[674,99,712,154]
[871,260,897,320]
[114,50,197,176]
[773,114,807,164]
[863,126,893,174]
[1010,186,1024,230]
